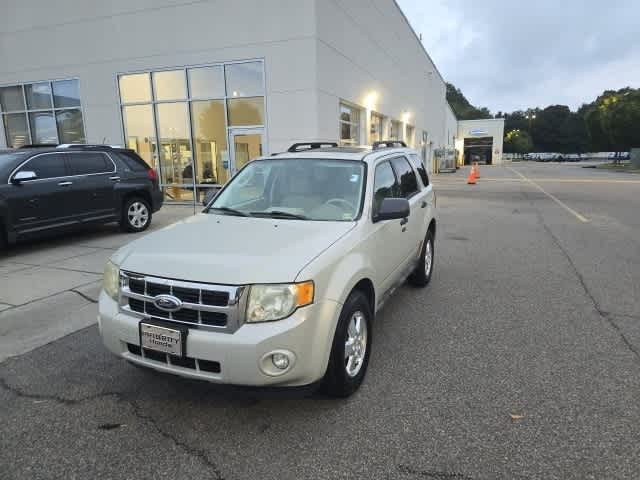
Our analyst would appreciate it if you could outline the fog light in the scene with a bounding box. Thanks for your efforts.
[272,353,290,370]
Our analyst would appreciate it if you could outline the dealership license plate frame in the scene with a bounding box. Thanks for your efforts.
[139,319,189,357]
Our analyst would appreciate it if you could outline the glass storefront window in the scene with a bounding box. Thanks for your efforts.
[339,102,361,145]
[370,112,383,143]
[122,104,158,169]
[152,70,186,101]
[117,61,266,200]
[188,66,225,99]
[225,62,264,98]
[0,85,25,112]
[25,82,52,110]
[1,79,85,148]
[29,111,58,144]
[390,120,401,141]
[56,109,86,144]
[52,79,81,108]
[156,102,194,200]
[227,97,264,126]
[191,100,228,185]
[3,113,29,148]
[119,74,151,104]
[406,125,415,147]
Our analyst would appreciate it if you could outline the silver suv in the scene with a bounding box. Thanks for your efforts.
[99,141,437,397]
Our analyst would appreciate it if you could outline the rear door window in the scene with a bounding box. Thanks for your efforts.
[18,153,67,180]
[390,157,419,198]
[408,153,429,186]
[115,151,149,172]
[67,152,113,175]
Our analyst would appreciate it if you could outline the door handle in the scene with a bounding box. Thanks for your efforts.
[109,176,121,181]
[400,217,408,226]
[421,201,427,208]
[58,181,73,186]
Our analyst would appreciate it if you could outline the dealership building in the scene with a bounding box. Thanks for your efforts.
[1,0,503,201]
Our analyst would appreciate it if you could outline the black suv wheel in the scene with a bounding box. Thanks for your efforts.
[120,197,151,233]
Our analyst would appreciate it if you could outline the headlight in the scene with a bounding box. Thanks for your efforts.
[246,281,314,323]
[103,261,120,300]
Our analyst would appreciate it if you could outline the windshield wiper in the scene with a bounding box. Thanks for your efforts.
[250,210,309,220]
[208,206,250,217]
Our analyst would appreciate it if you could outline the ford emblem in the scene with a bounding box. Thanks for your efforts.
[153,294,183,312]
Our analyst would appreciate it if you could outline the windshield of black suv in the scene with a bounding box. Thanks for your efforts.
[207,158,365,221]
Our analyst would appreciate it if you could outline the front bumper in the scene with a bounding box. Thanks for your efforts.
[98,291,341,387]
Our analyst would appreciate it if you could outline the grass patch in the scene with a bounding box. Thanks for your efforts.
[596,163,640,173]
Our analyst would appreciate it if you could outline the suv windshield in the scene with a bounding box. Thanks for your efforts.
[208,158,365,221]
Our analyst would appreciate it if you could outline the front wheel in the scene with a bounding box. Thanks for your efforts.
[408,229,434,287]
[120,197,152,233]
[323,290,372,397]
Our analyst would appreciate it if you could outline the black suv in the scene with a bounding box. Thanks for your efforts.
[0,144,163,248]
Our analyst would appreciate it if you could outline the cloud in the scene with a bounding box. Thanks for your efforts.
[397,0,640,112]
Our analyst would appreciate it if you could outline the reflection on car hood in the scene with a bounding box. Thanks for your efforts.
[116,213,355,284]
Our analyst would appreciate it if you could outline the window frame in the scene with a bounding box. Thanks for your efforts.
[390,156,420,199]
[339,101,362,146]
[371,159,400,220]
[0,78,86,148]
[65,151,117,176]
[116,59,268,190]
[8,151,117,184]
[9,152,69,183]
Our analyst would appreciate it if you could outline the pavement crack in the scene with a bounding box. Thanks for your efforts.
[71,289,99,304]
[397,464,474,479]
[128,398,225,479]
[519,188,640,363]
[0,377,225,478]
[0,376,121,405]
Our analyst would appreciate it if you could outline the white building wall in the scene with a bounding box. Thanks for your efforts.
[314,0,450,150]
[456,119,506,165]
[445,104,458,148]
[0,0,319,151]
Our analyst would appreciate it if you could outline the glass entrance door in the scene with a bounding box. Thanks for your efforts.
[228,128,265,175]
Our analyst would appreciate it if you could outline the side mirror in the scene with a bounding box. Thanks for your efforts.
[374,198,410,222]
[12,171,37,184]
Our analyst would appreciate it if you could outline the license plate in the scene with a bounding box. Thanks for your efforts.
[140,322,183,356]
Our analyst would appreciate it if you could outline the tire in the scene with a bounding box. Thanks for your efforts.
[0,222,6,254]
[120,196,152,233]
[408,229,435,287]
[323,290,373,397]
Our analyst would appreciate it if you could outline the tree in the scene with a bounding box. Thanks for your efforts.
[504,129,533,154]
[598,89,640,150]
[446,83,492,120]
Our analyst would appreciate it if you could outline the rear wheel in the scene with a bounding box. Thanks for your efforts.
[323,290,372,397]
[120,197,151,233]
[408,229,434,287]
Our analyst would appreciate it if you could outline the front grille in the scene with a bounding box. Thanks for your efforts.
[119,271,243,333]
[127,343,221,374]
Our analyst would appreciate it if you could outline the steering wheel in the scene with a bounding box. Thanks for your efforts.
[325,198,355,211]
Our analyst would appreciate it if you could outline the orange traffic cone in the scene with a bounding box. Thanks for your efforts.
[467,167,477,185]
[473,162,481,178]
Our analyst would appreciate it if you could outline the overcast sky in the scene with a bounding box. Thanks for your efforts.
[397,0,640,113]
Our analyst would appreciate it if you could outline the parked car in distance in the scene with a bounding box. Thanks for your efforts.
[99,140,437,397]
[0,144,163,249]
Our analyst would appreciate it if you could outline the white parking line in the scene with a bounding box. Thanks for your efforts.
[506,166,590,223]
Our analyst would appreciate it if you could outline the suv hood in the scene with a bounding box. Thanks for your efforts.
[115,213,355,284]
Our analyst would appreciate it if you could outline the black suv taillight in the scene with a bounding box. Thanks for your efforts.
[147,169,158,182]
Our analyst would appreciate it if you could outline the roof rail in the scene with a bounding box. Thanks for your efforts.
[56,144,123,150]
[19,143,59,149]
[287,142,339,152]
[372,140,407,150]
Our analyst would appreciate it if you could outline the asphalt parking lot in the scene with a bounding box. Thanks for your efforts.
[1,162,639,480]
